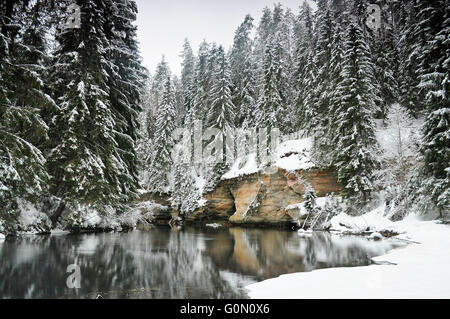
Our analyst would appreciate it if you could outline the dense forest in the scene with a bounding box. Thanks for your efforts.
[1,0,146,233]
[0,0,448,235]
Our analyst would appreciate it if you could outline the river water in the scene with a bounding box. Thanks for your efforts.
[0,226,403,299]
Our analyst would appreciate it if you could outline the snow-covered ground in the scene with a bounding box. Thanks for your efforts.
[246,213,450,299]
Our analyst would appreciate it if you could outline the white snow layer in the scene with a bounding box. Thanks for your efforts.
[223,137,314,180]
[246,213,450,299]
[274,138,314,171]
[17,199,52,233]
[222,153,259,180]
[206,223,221,228]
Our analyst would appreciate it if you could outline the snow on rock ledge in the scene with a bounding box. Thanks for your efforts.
[222,137,314,180]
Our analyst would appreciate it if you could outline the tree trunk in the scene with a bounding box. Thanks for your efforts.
[51,200,66,227]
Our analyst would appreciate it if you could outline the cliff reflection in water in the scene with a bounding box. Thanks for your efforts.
[0,227,402,299]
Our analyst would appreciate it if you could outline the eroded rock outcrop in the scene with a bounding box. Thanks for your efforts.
[189,167,342,227]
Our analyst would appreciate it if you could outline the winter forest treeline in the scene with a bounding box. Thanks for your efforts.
[142,0,448,217]
[0,0,449,234]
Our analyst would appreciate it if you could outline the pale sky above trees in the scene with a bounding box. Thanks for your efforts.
[135,0,315,75]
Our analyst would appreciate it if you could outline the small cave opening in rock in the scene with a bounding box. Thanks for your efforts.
[227,189,237,217]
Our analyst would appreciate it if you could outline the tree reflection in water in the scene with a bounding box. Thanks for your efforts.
[0,227,403,299]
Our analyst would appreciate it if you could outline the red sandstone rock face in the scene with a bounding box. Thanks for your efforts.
[190,167,342,226]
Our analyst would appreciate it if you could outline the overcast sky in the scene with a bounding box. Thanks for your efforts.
[134,0,315,76]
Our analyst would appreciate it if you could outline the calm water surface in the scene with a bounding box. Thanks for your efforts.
[0,226,403,299]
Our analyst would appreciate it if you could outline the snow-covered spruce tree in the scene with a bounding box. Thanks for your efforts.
[254,6,273,97]
[230,14,256,129]
[397,1,423,116]
[253,4,293,133]
[419,1,450,216]
[293,1,314,131]
[299,47,318,132]
[171,162,201,216]
[302,181,317,215]
[104,0,146,202]
[204,46,235,191]
[331,15,381,206]
[188,41,211,124]
[172,75,185,127]
[171,144,201,216]
[313,2,346,166]
[272,9,293,135]
[256,40,283,156]
[302,0,334,138]
[368,0,400,119]
[240,53,258,131]
[0,0,54,232]
[180,39,196,126]
[48,0,129,212]
[275,5,297,134]
[145,76,177,194]
[206,46,235,133]
[136,70,154,185]
[148,56,171,138]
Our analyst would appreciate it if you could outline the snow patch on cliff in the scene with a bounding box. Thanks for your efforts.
[222,137,314,180]
[222,153,259,180]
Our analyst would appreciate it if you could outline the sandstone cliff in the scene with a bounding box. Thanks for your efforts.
[187,167,342,227]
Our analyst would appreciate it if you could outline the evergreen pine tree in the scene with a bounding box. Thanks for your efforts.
[171,159,201,216]
[302,0,334,137]
[257,41,282,134]
[206,46,235,133]
[105,0,147,201]
[254,7,273,96]
[148,56,171,137]
[203,46,235,191]
[180,39,196,125]
[189,40,210,123]
[397,1,422,115]
[230,15,256,128]
[419,1,450,215]
[314,2,346,165]
[48,0,126,207]
[293,1,314,131]
[0,0,53,230]
[145,76,177,194]
[332,15,380,204]
[369,0,399,119]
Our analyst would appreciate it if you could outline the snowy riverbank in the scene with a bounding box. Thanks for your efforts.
[246,213,450,299]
